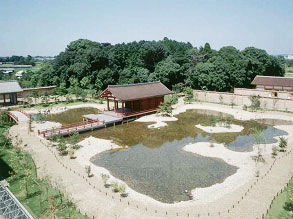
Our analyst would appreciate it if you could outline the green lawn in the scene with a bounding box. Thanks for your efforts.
[265,180,293,219]
[0,120,89,219]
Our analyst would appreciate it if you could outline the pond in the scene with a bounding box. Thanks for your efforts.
[45,108,288,203]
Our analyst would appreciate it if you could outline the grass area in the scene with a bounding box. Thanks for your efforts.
[265,180,293,219]
[0,115,89,219]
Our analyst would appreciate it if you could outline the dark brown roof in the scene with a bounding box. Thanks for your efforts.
[251,76,293,87]
[101,82,172,101]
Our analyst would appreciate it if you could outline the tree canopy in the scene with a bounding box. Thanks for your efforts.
[20,38,285,92]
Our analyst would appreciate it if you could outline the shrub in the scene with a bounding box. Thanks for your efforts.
[165,94,178,105]
[272,146,278,157]
[183,87,194,104]
[85,165,92,177]
[101,173,110,185]
[249,95,261,111]
[70,132,80,150]
[157,102,172,117]
[57,137,67,156]
[111,182,119,193]
[278,136,288,152]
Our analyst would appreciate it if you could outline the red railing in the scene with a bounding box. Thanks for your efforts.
[12,108,31,119]
[123,108,159,118]
[8,112,19,123]
[108,108,159,118]
[38,119,105,138]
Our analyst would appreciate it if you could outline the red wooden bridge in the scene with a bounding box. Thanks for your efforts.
[38,119,106,138]
[7,108,31,124]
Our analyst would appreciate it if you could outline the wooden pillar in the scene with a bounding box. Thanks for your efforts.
[3,94,6,104]
[15,93,18,105]
[107,98,110,111]
[114,98,117,112]
[122,102,125,114]
[131,101,134,112]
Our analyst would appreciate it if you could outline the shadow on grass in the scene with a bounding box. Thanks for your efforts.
[0,157,12,180]
[25,190,43,200]
[284,201,293,212]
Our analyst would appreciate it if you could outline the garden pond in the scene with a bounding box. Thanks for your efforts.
[45,108,289,203]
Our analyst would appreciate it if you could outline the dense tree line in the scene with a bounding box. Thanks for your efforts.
[20,38,285,92]
[0,55,36,66]
[286,59,293,67]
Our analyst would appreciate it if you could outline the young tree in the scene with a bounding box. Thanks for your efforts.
[85,165,92,177]
[278,136,288,152]
[70,132,80,149]
[157,102,172,117]
[183,87,194,104]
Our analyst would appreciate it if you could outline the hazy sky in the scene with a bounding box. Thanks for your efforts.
[0,0,292,56]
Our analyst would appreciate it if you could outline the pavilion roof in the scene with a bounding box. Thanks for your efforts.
[0,80,23,94]
[99,81,172,101]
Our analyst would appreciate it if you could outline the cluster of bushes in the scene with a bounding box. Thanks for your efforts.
[207,113,233,128]
[101,174,128,197]
[272,136,288,158]
[50,132,80,158]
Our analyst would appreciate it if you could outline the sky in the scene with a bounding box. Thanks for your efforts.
[0,0,292,56]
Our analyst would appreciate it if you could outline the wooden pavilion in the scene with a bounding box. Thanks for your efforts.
[0,80,23,105]
[98,82,172,117]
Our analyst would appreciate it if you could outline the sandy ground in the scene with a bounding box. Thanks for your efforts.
[195,123,244,133]
[75,136,121,179]
[136,114,177,129]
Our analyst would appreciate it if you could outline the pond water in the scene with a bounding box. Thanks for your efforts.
[45,108,288,203]
[43,107,100,125]
[92,135,237,203]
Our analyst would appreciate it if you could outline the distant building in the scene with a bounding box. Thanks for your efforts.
[0,80,23,105]
[15,70,24,78]
[0,80,56,105]
[251,76,293,91]
[251,75,293,99]
[286,54,293,60]
[0,68,14,74]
